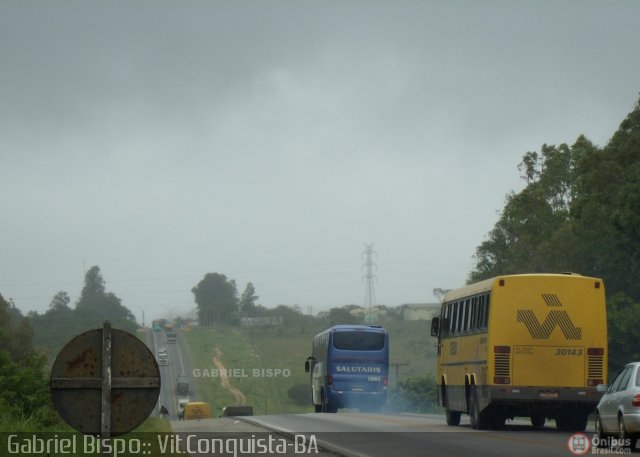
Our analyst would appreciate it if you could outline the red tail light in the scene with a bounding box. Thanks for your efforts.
[326,375,333,385]
[494,376,511,384]
[633,394,640,407]
[588,348,604,356]
[383,377,388,387]
[588,379,604,386]
[494,346,511,354]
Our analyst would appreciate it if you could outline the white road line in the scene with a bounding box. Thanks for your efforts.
[176,333,186,375]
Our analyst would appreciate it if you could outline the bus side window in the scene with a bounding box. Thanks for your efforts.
[466,298,473,331]
[483,294,490,328]
[470,297,478,331]
[463,299,469,332]
[461,300,467,333]
[444,304,451,336]
[477,295,485,330]
[451,302,458,334]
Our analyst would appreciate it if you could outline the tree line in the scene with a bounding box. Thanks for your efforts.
[191,272,422,335]
[469,97,640,372]
[28,266,138,360]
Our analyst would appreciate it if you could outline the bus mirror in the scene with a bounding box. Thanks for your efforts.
[430,317,440,337]
[305,357,316,373]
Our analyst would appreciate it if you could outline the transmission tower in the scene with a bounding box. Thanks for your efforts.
[362,243,377,317]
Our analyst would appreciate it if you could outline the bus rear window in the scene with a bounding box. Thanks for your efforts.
[333,331,385,351]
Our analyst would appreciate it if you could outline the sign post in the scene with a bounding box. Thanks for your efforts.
[50,321,161,455]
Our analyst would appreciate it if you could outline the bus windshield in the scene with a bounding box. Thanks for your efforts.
[333,331,385,351]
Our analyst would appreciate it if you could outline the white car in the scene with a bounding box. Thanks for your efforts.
[595,362,640,451]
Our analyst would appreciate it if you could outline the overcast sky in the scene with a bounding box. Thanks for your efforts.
[1,1,639,323]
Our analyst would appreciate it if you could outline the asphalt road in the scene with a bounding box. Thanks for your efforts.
[237,412,597,457]
[143,331,600,456]
[147,329,196,420]
[164,411,600,457]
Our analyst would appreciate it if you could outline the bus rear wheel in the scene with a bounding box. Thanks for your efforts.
[556,413,587,431]
[531,414,545,427]
[324,402,337,413]
[320,390,337,413]
[469,387,489,430]
[446,409,461,426]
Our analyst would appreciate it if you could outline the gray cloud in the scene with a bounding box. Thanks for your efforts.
[1,0,639,321]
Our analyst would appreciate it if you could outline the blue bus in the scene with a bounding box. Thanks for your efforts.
[305,325,389,413]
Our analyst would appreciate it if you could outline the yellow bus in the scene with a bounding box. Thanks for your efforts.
[430,273,607,431]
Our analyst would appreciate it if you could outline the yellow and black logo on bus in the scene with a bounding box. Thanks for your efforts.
[516,294,582,340]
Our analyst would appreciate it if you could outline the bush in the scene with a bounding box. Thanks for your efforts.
[387,375,439,413]
[287,384,311,406]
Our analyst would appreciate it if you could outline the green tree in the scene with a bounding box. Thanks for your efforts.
[570,100,640,301]
[606,292,640,373]
[0,293,59,428]
[49,290,71,311]
[192,273,239,326]
[239,282,259,317]
[0,294,34,361]
[468,96,640,373]
[30,268,137,359]
[30,296,79,358]
[75,266,137,331]
[470,143,577,282]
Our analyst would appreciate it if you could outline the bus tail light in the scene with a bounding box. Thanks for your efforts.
[326,375,333,385]
[494,376,511,384]
[587,379,603,387]
[633,395,640,407]
[588,348,604,356]
[494,346,511,354]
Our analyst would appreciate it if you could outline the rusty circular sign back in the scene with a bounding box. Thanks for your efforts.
[50,323,160,436]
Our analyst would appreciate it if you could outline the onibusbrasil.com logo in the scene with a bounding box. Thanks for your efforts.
[567,433,632,455]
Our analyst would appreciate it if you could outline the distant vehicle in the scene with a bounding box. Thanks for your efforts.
[158,354,169,366]
[594,362,640,451]
[177,397,190,420]
[305,324,389,413]
[431,273,608,431]
[177,375,189,394]
[183,402,211,420]
[157,345,167,355]
[166,331,177,344]
[153,324,163,332]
